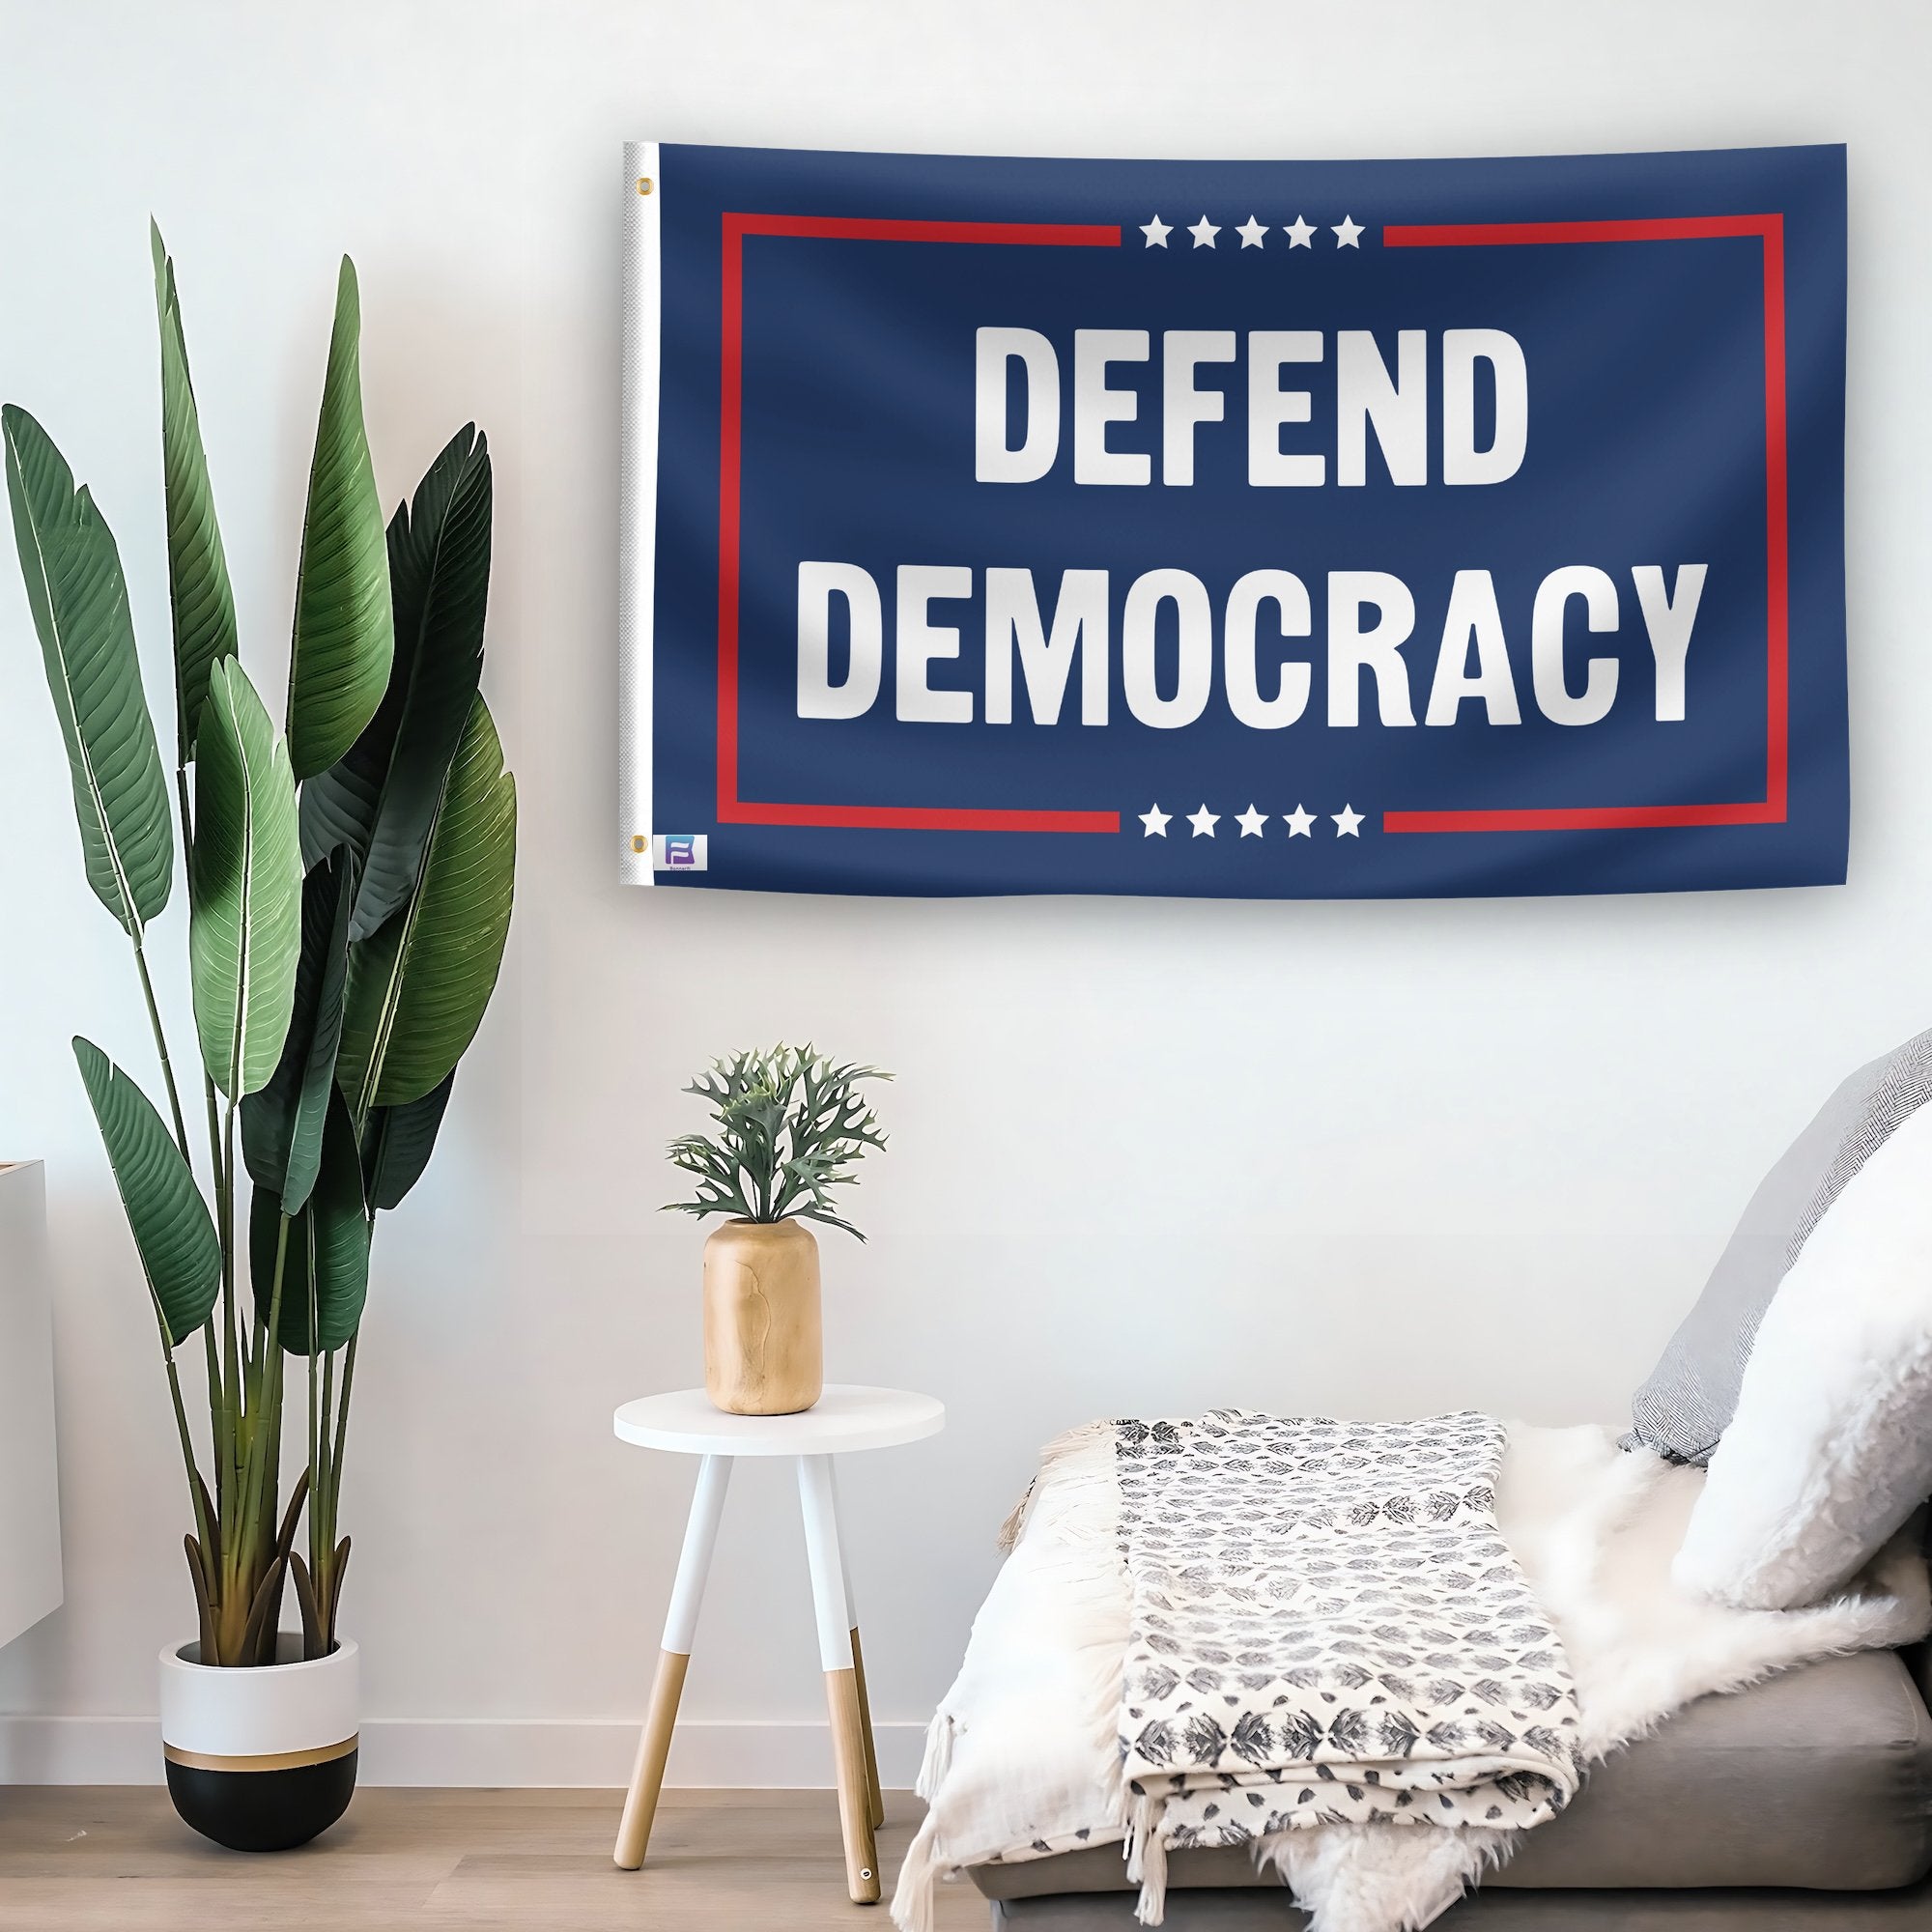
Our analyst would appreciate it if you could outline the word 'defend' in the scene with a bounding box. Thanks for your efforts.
[975,327,1529,489]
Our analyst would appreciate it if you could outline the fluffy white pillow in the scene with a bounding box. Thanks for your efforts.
[1673,1097,1932,1610]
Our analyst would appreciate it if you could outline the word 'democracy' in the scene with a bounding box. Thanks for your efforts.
[624,142,1848,899]
[798,560,1707,734]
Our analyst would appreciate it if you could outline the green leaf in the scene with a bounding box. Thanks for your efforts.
[360,1070,455,1212]
[3,406,174,936]
[287,258,392,781]
[338,695,515,1113]
[301,426,491,943]
[242,848,355,1212]
[151,223,238,763]
[189,658,302,1098]
[664,1044,889,1236]
[250,1089,369,1355]
[73,1037,219,1348]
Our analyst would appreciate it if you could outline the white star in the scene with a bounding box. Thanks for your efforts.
[1283,805,1316,838]
[1332,214,1364,249]
[1236,215,1267,249]
[1139,802,1172,837]
[1332,804,1365,838]
[1140,213,1172,248]
[1188,215,1220,249]
[1236,805,1268,838]
[1282,215,1316,248]
[1187,804,1220,838]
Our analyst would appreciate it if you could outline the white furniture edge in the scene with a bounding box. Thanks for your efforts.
[612,1383,945,1457]
[0,1159,62,1650]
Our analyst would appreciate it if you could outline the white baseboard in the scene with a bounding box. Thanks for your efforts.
[0,1715,928,1788]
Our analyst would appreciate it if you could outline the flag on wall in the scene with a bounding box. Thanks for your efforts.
[619,141,1846,899]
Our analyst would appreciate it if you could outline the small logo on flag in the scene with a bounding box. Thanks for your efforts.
[651,834,708,871]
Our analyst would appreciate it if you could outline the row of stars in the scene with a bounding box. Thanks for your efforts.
[1141,213,1365,250]
[1140,803,1367,839]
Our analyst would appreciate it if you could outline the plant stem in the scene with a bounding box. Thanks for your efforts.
[329,1335,355,1525]
[301,1344,335,1654]
[307,1334,321,1543]
[200,1075,227,1514]
[129,938,190,1166]
[216,1212,287,1663]
[202,1321,225,1526]
[162,1350,213,1563]
[241,1215,291,1586]
[319,1335,355,1651]
[175,764,194,850]
[217,1097,242,1612]
[220,1096,240,1418]
[314,1347,336,1561]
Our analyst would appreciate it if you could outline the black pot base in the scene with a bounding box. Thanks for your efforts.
[165,1748,356,1852]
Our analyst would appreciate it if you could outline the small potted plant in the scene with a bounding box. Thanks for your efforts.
[666,1046,889,1415]
[5,229,514,1851]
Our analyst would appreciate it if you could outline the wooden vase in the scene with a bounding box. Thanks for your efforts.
[702,1218,823,1415]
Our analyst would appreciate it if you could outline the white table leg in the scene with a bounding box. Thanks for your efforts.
[798,1454,881,1903]
[827,1461,884,1830]
[613,1454,732,1869]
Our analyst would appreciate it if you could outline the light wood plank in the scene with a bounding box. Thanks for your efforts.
[0,1786,982,1930]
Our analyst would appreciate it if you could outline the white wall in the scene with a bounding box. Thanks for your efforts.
[2,0,1929,1786]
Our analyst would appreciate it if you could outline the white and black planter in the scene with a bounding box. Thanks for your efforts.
[159,1635,358,1852]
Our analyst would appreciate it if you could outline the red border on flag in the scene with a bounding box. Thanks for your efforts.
[711,211,1788,839]
[715,213,1122,832]
[1379,213,1789,834]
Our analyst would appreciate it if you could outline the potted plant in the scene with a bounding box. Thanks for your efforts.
[666,1046,889,1415]
[4,227,515,1850]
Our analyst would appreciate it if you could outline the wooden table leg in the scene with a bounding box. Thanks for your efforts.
[826,1462,885,1830]
[848,1625,885,1831]
[825,1662,879,1899]
[614,1454,732,1869]
[798,1454,880,1903]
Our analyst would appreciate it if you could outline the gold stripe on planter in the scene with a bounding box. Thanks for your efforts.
[163,1735,358,1775]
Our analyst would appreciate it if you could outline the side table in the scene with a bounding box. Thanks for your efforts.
[611,1383,946,1903]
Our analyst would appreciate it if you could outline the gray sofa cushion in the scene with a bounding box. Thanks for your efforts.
[969,1650,1932,1900]
[1625,1027,1932,1465]
[989,1877,1932,1927]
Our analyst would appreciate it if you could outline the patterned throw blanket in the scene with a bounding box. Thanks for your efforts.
[1114,1411,1583,1918]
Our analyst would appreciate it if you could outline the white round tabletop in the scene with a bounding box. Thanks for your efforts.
[612,1383,945,1458]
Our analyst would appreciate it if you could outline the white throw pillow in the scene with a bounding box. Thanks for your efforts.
[1673,1098,1932,1610]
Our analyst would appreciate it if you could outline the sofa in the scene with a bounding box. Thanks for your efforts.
[967,1645,1932,1925]
[929,1027,1932,1929]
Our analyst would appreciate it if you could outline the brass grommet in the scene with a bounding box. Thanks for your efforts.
[631,835,647,853]
[637,176,653,196]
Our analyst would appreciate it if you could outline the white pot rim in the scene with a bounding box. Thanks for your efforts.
[160,1634,357,1677]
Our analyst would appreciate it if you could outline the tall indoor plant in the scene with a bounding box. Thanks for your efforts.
[4,226,515,1849]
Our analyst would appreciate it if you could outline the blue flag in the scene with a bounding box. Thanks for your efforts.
[620,141,1846,899]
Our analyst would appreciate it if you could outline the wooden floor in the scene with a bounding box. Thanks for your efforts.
[0,1786,987,1930]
